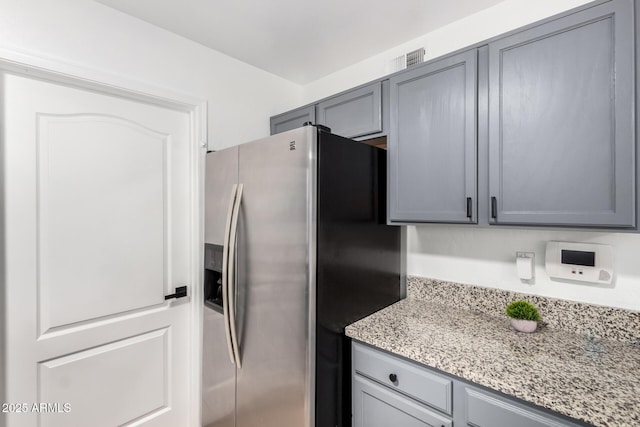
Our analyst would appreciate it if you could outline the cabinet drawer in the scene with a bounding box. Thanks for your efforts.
[465,388,579,427]
[354,375,452,427]
[353,343,452,415]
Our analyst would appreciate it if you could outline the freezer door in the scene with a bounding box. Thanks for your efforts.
[202,307,236,427]
[205,146,239,246]
[234,127,316,427]
[203,147,238,426]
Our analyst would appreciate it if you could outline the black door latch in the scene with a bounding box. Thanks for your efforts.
[165,286,188,300]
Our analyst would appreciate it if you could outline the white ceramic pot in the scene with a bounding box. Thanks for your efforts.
[510,318,538,333]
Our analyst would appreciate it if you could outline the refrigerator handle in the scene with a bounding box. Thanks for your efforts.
[221,184,238,365]
[228,183,244,368]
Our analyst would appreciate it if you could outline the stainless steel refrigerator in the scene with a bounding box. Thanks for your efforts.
[202,125,401,427]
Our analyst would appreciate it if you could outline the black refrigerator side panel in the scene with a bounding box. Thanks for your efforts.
[315,130,401,427]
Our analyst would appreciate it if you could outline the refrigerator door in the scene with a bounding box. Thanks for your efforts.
[234,127,316,427]
[205,147,239,246]
[202,306,236,427]
[202,148,238,427]
[315,132,401,427]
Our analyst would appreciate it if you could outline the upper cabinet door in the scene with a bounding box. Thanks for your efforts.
[389,49,477,223]
[317,82,382,139]
[270,105,315,135]
[488,0,635,227]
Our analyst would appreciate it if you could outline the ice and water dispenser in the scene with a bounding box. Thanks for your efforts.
[204,244,224,313]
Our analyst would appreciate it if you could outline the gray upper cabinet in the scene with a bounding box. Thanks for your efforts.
[268,0,637,230]
[317,82,382,139]
[488,0,635,227]
[389,49,477,223]
[270,105,315,135]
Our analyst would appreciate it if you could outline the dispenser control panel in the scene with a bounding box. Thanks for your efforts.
[545,242,613,284]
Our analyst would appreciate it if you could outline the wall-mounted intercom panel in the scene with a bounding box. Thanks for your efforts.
[545,242,613,285]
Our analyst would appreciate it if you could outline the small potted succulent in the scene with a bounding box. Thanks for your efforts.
[505,300,541,333]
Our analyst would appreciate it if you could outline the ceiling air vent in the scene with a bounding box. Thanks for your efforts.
[389,48,426,73]
[406,48,425,68]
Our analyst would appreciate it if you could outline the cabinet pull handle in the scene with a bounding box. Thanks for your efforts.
[491,196,497,219]
[466,197,472,219]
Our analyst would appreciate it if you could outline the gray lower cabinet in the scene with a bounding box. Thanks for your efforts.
[353,340,452,415]
[317,82,383,139]
[353,375,452,427]
[488,0,635,227]
[352,342,587,427]
[464,388,576,427]
[270,105,315,135]
[388,48,477,224]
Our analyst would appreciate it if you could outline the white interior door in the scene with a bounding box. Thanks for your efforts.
[2,72,194,426]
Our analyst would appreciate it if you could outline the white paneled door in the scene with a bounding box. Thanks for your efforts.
[2,72,193,426]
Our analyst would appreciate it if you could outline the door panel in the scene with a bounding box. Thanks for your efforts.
[37,114,166,333]
[353,376,452,427]
[488,0,634,226]
[389,49,477,223]
[465,388,570,427]
[3,72,192,426]
[39,330,168,427]
[270,106,315,135]
[317,82,382,139]
[235,127,314,427]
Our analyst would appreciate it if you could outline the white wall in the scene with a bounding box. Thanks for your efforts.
[408,226,640,311]
[301,0,640,311]
[302,0,591,102]
[0,0,303,150]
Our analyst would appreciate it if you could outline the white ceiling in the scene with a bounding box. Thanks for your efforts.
[95,0,504,84]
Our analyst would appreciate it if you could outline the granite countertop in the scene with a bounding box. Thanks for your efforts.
[345,297,640,427]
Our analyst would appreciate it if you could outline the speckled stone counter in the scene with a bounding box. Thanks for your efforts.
[345,280,640,427]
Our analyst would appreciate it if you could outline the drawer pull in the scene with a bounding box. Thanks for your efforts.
[389,373,398,383]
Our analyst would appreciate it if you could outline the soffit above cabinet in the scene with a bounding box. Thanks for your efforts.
[93,0,504,84]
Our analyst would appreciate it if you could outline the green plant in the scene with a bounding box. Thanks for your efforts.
[505,300,541,321]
